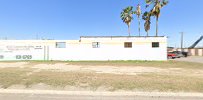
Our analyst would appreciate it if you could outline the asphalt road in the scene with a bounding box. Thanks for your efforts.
[1,93,203,100]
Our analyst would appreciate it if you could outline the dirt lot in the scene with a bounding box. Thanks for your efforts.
[0,61,203,92]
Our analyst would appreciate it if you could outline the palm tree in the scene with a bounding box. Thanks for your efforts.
[121,6,134,36]
[145,0,169,36]
[142,12,151,36]
[135,4,142,36]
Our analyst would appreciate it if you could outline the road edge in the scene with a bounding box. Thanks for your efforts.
[0,89,203,97]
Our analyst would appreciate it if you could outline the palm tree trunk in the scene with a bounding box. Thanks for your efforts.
[147,31,149,37]
[128,25,130,36]
[138,18,141,37]
[156,17,158,37]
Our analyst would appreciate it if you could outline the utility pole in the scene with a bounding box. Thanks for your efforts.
[180,32,184,51]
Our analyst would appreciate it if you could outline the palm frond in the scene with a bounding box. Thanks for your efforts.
[161,0,169,7]
[142,11,151,33]
[144,20,151,32]
[136,4,141,17]
[120,6,134,36]
[145,0,152,5]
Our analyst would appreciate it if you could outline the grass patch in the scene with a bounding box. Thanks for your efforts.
[0,68,31,88]
[0,67,203,92]
[0,61,203,92]
[24,71,203,92]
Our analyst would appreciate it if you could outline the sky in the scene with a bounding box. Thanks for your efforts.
[0,0,203,47]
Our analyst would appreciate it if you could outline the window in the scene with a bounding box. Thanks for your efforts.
[124,42,132,48]
[92,42,100,48]
[56,42,66,48]
[152,42,159,48]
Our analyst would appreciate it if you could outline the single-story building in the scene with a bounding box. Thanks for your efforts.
[174,48,203,56]
[0,36,167,61]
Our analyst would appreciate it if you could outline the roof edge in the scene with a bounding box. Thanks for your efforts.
[80,36,166,38]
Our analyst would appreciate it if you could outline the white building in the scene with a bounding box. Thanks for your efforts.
[0,36,167,61]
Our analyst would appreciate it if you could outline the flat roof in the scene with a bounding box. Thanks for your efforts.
[80,36,166,38]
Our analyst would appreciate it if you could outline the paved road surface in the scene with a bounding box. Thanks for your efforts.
[1,93,203,100]
[0,90,203,100]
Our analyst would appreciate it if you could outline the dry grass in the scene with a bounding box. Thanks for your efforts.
[0,61,203,92]
[0,68,31,88]
[25,72,203,92]
[0,67,203,92]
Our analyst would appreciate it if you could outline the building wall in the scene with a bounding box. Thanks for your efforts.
[198,49,203,56]
[0,37,167,61]
[0,40,47,61]
[175,48,203,56]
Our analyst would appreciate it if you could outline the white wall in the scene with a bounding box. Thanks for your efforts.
[0,37,167,61]
[198,49,203,56]
[0,40,45,61]
[49,37,167,61]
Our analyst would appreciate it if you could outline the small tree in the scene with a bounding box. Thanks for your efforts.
[121,6,134,36]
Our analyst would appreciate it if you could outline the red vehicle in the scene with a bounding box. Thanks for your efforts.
[167,52,177,59]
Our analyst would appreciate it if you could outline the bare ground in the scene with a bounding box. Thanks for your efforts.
[174,56,203,64]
